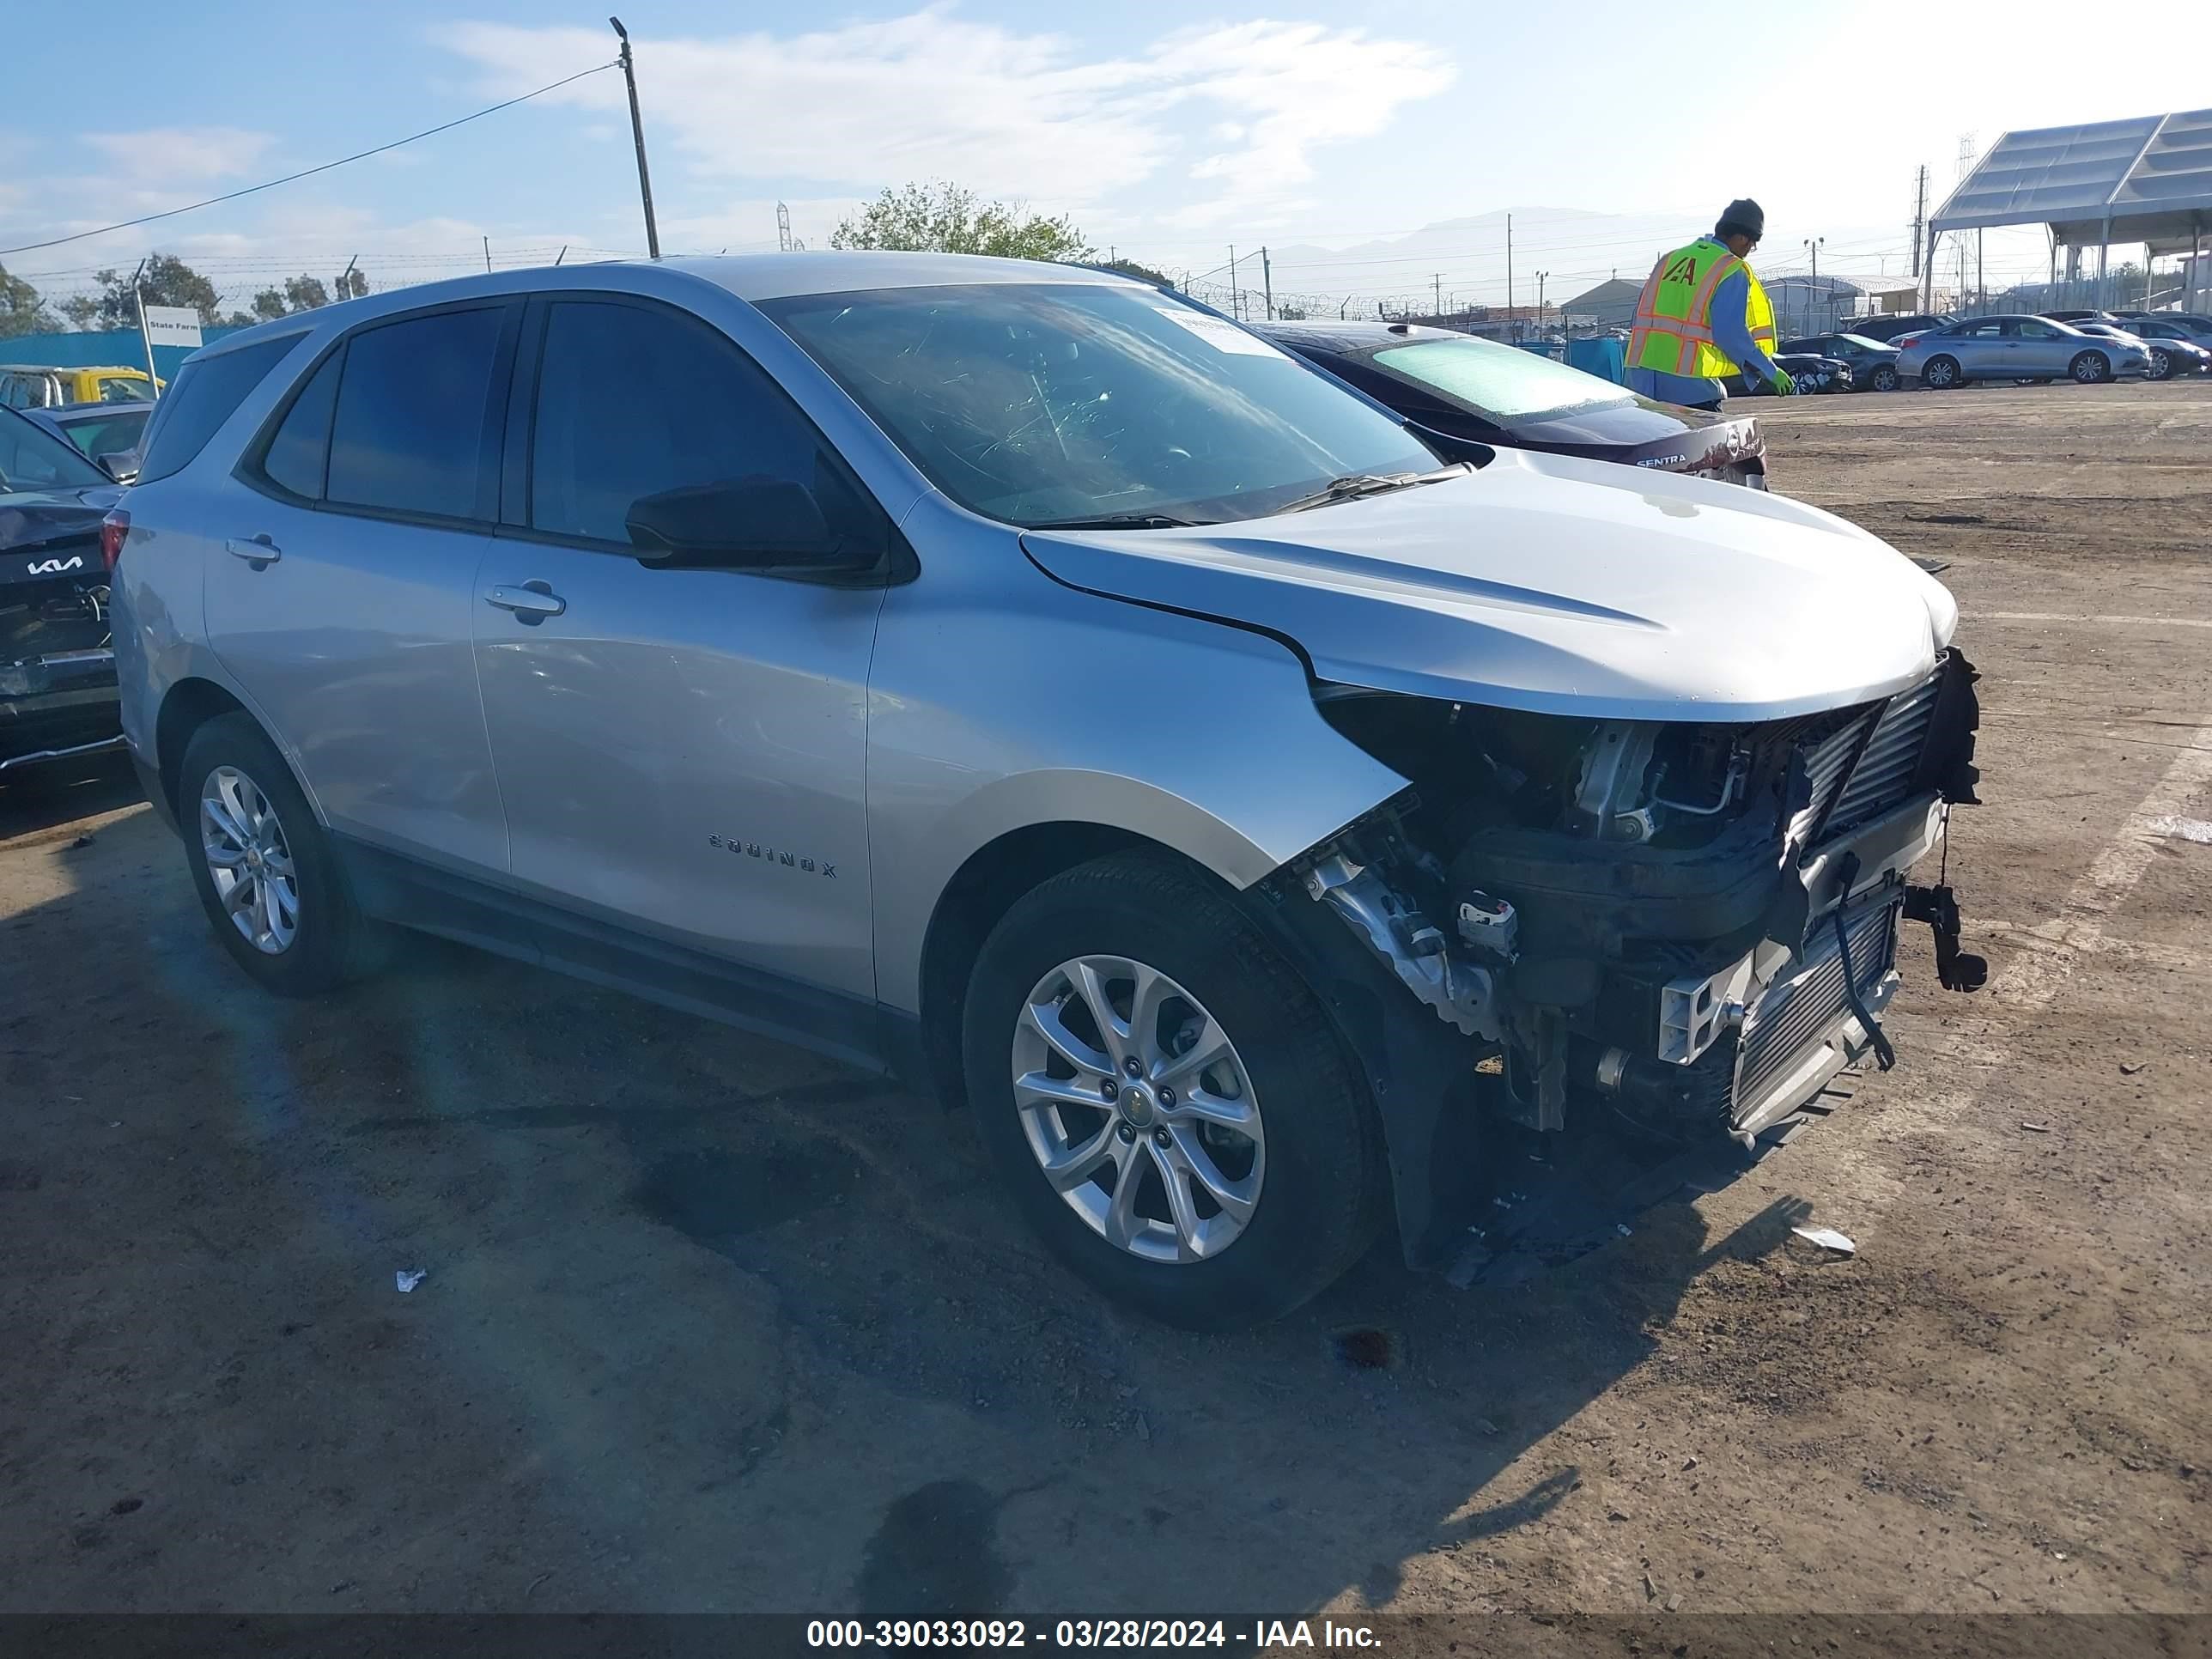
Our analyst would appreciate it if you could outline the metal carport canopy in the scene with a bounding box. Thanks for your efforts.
[1930,108,2212,253]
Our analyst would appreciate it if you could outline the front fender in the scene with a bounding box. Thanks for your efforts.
[866,514,1409,1012]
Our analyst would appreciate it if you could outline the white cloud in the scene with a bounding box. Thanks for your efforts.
[434,9,1453,227]
[82,126,274,181]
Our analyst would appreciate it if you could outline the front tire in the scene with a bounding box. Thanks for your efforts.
[2148,348,2172,381]
[179,714,387,995]
[1870,364,1899,392]
[960,852,1384,1329]
[2071,349,2111,385]
[1792,371,1820,396]
[1922,355,1960,389]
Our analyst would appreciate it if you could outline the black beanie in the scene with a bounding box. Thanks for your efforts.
[1716,198,1765,240]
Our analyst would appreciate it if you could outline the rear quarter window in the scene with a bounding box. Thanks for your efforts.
[136,337,301,485]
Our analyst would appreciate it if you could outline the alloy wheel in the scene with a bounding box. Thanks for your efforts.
[2149,349,2170,381]
[199,765,300,955]
[1010,954,1265,1264]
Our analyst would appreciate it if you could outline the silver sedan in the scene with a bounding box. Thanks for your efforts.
[1896,313,2152,387]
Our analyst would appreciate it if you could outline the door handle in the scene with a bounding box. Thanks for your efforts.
[224,535,281,564]
[484,581,567,620]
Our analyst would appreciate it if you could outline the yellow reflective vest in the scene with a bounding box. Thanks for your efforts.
[1627,238,1778,380]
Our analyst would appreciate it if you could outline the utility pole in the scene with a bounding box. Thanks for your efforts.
[1535,270,1550,339]
[1504,212,1514,341]
[1261,246,1273,321]
[1432,271,1443,315]
[483,236,493,273]
[610,16,661,258]
[336,253,358,302]
[1803,237,1823,333]
[1910,164,1928,280]
[1227,246,1238,319]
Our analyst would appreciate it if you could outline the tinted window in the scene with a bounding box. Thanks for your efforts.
[135,336,299,484]
[259,349,343,500]
[56,409,149,462]
[762,283,1439,527]
[0,406,110,491]
[530,300,847,545]
[327,307,506,520]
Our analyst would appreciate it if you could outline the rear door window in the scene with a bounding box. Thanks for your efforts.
[258,349,344,501]
[326,306,508,522]
[135,336,301,484]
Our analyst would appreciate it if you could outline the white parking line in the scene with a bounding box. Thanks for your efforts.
[1790,722,2212,1213]
[1987,726,2212,1004]
[1982,611,2212,629]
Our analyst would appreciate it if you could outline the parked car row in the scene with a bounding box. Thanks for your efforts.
[88,252,1984,1327]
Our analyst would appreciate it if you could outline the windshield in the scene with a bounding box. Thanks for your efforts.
[0,406,111,493]
[1369,337,1635,422]
[757,283,1439,526]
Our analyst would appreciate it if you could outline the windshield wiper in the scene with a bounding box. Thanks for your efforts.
[1276,465,1467,514]
[1025,512,1201,531]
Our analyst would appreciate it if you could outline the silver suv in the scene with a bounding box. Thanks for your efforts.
[110,254,1983,1328]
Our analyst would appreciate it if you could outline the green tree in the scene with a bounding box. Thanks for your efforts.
[249,273,333,321]
[61,252,225,330]
[830,180,1091,263]
[0,262,58,338]
[1100,257,1175,289]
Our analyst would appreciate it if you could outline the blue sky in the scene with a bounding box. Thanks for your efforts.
[4,0,2205,314]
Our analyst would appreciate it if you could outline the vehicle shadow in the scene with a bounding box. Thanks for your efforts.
[0,750,140,841]
[2,799,1827,1617]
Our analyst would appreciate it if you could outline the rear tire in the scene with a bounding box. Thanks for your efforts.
[1792,371,1820,396]
[2148,348,2172,382]
[2070,350,2111,385]
[1870,365,1899,392]
[960,851,1384,1330]
[1923,355,1960,389]
[179,714,389,996]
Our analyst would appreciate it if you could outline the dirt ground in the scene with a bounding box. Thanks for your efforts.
[3,380,2209,1635]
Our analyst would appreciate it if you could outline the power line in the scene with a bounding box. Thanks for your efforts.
[0,60,619,257]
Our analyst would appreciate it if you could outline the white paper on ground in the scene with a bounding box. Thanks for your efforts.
[1790,1225,1857,1255]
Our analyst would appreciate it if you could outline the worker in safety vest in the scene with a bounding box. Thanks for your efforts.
[1626,198,1791,410]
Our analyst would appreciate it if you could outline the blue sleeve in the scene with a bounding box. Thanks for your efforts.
[1711,270,1781,382]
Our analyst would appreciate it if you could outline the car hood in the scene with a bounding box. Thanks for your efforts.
[1019,448,1957,722]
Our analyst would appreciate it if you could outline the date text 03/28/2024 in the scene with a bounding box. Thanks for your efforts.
[805,1620,1382,1650]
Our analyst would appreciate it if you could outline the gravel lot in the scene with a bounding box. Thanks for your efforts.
[3,380,2208,1634]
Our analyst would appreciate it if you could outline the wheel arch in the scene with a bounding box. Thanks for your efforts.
[154,676,325,830]
[912,819,1168,1113]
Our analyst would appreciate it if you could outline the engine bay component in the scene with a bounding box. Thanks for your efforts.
[1304,852,1499,1038]
[1456,890,1518,958]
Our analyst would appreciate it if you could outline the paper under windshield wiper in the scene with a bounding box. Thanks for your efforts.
[1026,512,1202,530]
[1277,466,1466,514]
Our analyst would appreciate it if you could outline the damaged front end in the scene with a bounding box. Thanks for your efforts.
[1280,649,1984,1270]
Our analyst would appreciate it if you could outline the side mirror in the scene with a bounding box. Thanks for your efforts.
[97,452,140,485]
[623,477,859,571]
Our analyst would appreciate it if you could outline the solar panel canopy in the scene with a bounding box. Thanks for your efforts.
[1931,109,2212,252]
